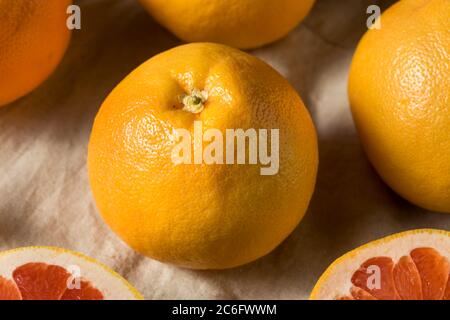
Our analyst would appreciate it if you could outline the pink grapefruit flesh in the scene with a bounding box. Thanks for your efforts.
[1,262,104,300]
[339,248,449,300]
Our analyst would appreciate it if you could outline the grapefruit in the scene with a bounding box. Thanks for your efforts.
[348,0,450,213]
[0,0,72,106]
[310,229,450,300]
[138,0,316,49]
[88,43,319,269]
[0,247,143,300]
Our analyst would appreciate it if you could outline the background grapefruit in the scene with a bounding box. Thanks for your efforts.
[138,0,316,49]
[0,0,72,106]
[348,0,450,213]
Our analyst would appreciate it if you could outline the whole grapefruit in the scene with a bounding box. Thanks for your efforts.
[139,0,316,49]
[0,0,72,106]
[88,43,318,269]
[349,0,450,213]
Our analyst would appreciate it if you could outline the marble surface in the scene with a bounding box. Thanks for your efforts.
[1,0,449,299]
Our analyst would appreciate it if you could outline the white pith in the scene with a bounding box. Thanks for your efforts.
[311,230,450,300]
[0,247,142,300]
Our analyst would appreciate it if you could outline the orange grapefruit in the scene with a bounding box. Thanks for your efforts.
[348,0,450,213]
[310,229,450,300]
[0,247,143,300]
[139,0,316,49]
[0,0,72,106]
[88,43,318,269]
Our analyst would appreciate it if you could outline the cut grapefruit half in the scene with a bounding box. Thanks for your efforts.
[310,229,450,300]
[0,247,143,300]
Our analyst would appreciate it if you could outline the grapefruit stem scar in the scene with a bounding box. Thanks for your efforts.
[181,89,208,114]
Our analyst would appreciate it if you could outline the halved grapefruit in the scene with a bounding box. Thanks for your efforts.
[0,247,143,300]
[310,229,450,300]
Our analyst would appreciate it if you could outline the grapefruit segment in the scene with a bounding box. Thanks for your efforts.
[410,248,450,300]
[0,276,22,300]
[310,229,450,300]
[351,257,400,300]
[393,256,422,300]
[13,263,71,300]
